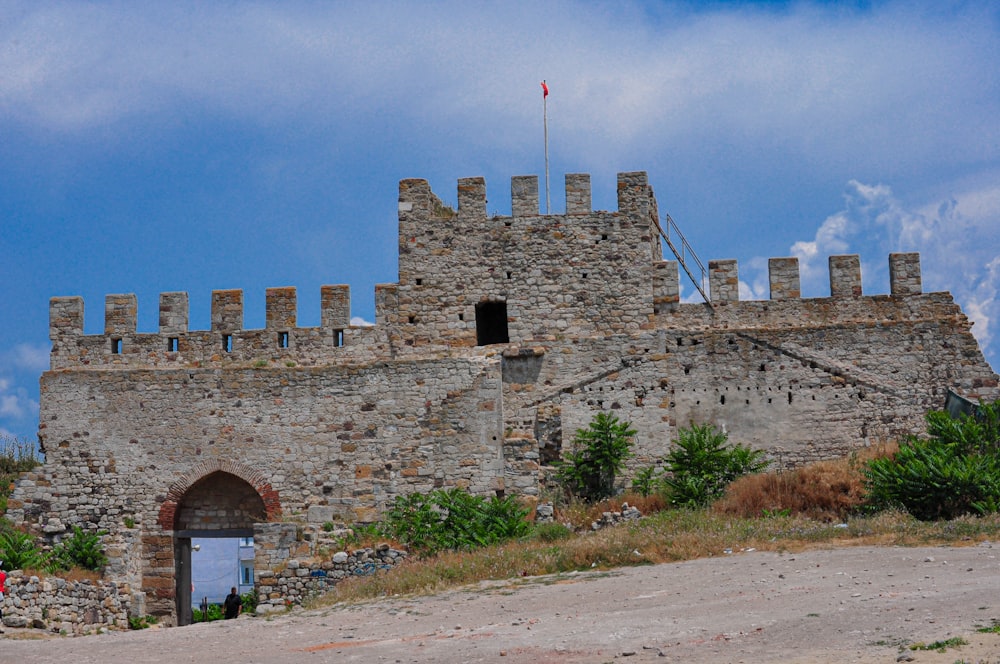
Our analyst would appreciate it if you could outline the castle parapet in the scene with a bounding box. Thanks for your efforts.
[511,176,538,216]
[458,177,486,219]
[49,297,84,339]
[890,252,921,295]
[565,174,591,215]
[709,259,740,302]
[768,258,800,300]
[159,292,189,333]
[105,294,137,335]
[211,290,243,332]
[48,285,359,369]
[266,287,297,329]
[829,255,862,297]
[653,260,680,313]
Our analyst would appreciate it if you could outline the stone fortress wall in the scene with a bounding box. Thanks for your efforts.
[10,171,998,623]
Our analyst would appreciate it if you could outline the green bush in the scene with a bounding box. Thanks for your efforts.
[51,526,108,572]
[241,588,258,614]
[631,466,660,497]
[379,487,530,557]
[192,603,224,622]
[663,423,769,507]
[864,400,1000,520]
[0,528,49,571]
[556,413,636,502]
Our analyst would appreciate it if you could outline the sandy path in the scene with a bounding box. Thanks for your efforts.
[5,543,1000,663]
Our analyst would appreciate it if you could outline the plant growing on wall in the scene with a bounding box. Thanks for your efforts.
[51,526,108,572]
[556,413,636,502]
[663,423,769,507]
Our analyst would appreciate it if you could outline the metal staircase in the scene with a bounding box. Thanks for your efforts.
[653,212,712,305]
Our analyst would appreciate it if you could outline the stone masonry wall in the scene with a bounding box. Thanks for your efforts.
[1,572,136,634]
[11,170,999,626]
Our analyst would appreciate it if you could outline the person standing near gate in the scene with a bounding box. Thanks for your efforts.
[223,587,241,620]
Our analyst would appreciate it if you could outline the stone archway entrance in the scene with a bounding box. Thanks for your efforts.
[158,462,281,626]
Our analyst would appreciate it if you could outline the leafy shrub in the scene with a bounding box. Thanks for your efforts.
[864,402,1000,520]
[0,528,50,571]
[379,487,530,557]
[192,603,224,622]
[630,466,659,497]
[51,526,108,571]
[664,423,769,507]
[128,615,158,630]
[241,588,258,614]
[528,522,574,542]
[556,413,636,502]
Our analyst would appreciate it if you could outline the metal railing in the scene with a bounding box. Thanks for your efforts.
[653,212,711,305]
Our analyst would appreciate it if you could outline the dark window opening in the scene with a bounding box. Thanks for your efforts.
[787,391,793,405]
[415,278,423,285]
[408,315,416,324]
[278,331,289,348]
[167,337,178,352]
[458,313,464,321]
[601,234,608,240]
[333,330,344,347]
[475,301,509,346]
[111,338,122,354]
[223,335,233,353]
[506,271,512,279]
[582,272,588,279]
[720,395,725,405]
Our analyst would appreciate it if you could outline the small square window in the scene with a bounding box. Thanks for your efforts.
[111,338,122,354]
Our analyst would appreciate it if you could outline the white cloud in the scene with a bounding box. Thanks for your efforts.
[1,1,997,178]
[350,316,374,327]
[11,343,48,372]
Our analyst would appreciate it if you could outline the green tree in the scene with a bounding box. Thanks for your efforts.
[556,413,636,502]
[664,423,769,507]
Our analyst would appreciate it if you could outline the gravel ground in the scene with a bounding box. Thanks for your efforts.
[5,543,1000,663]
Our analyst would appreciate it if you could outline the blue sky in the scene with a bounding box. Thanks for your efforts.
[1,1,998,442]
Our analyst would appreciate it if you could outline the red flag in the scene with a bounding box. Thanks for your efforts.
[541,81,549,98]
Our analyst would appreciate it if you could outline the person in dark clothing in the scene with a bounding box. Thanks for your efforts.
[223,587,242,619]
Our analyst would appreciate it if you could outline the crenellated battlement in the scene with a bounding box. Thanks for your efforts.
[47,171,936,370]
[48,284,362,370]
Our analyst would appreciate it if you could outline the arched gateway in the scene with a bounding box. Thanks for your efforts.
[157,461,281,625]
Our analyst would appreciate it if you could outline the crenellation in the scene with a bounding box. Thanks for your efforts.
[321,284,351,330]
[457,176,486,219]
[19,170,999,628]
[889,252,922,296]
[158,292,189,334]
[829,255,862,298]
[105,294,137,335]
[768,257,800,300]
[511,175,538,217]
[710,259,740,302]
[616,171,649,215]
[266,287,297,329]
[211,289,244,332]
[49,296,84,339]
[565,173,591,215]
[652,260,680,313]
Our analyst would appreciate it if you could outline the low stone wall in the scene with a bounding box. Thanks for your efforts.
[256,544,407,613]
[1,571,138,634]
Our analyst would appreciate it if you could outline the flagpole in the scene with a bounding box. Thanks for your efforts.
[542,80,550,214]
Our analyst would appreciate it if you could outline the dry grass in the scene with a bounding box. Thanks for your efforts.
[310,505,1000,608]
[715,443,897,520]
[17,567,103,583]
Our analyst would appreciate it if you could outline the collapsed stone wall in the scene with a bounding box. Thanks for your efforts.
[1,572,136,634]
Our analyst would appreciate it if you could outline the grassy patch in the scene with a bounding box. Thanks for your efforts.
[310,506,1000,607]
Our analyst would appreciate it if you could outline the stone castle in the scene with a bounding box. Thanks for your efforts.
[9,171,998,624]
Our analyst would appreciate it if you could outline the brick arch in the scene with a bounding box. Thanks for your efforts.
[157,459,281,530]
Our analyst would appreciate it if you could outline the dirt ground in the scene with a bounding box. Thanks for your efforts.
[5,543,1000,663]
